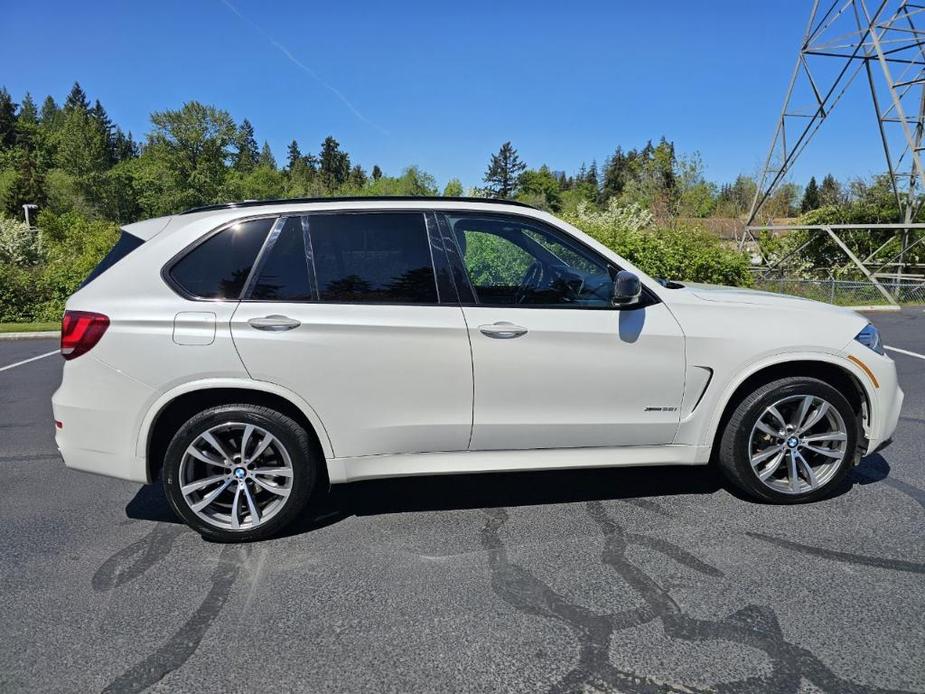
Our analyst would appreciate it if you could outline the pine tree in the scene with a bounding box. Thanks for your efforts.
[349,164,367,187]
[602,147,628,200]
[64,82,89,112]
[234,119,259,171]
[819,174,842,207]
[371,164,382,180]
[15,93,39,150]
[112,129,138,161]
[19,93,37,124]
[258,141,276,169]
[587,159,599,192]
[90,99,115,163]
[286,139,302,172]
[483,141,526,198]
[800,176,820,213]
[319,135,350,188]
[0,87,17,149]
[40,96,60,126]
[8,149,46,213]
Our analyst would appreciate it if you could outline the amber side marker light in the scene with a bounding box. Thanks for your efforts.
[847,355,880,389]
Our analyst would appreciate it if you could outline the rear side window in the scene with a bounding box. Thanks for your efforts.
[310,213,438,304]
[169,217,275,299]
[250,217,315,301]
[80,231,144,288]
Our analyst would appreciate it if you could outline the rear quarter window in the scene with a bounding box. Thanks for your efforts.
[168,217,275,299]
[80,231,144,288]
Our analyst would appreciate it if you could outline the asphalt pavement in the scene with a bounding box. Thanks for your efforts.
[0,311,923,693]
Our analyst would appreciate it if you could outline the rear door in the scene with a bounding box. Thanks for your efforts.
[230,211,473,459]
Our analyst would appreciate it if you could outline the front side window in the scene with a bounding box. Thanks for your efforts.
[310,212,438,304]
[446,214,614,307]
[169,217,275,299]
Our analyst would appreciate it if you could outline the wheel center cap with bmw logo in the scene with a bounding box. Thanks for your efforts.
[787,436,800,448]
[233,467,247,479]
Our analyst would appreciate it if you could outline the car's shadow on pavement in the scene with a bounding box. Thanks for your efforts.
[125,454,895,539]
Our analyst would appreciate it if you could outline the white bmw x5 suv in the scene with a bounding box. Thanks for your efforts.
[53,197,903,541]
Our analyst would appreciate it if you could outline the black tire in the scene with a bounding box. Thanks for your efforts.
[163,404,316,542]
[717,377,859,504]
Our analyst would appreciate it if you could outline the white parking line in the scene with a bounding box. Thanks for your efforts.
[885,345,925,361]
[0,350,59,373]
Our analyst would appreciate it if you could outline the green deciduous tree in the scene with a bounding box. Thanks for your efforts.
[135,101,236,215]
[442,178,463,197]
[517,165,562,211]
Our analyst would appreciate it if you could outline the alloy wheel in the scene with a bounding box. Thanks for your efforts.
[747,394,849,495]
[178,422,294,531]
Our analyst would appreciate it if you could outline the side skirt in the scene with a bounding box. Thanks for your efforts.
[327,445,712,484]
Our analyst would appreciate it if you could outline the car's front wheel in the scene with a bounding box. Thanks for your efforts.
[717,377,860,503]
[163,404,316,541]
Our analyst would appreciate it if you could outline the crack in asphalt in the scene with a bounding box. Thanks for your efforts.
[480,501,915,693]
[100,545,242,694]
[746,532,925,575]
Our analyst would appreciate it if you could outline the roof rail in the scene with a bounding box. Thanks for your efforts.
[180,196,537,215]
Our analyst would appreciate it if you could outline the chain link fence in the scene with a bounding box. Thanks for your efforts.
[751,275,925,306]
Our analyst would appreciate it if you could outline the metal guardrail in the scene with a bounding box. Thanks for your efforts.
[743,223,925,306]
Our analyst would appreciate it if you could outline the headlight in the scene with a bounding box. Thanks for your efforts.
[855,323,884,355]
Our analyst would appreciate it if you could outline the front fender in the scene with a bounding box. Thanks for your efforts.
[681,349,878,454]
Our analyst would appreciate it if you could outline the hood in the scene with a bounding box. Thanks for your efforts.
[681,282,859,315]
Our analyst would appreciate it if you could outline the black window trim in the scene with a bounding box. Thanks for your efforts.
[437,210,661,311]
[161,213,280,302]
[238,209,452,307]
[162,206,662,309]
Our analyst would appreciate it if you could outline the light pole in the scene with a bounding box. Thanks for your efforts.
[22,204,38,228]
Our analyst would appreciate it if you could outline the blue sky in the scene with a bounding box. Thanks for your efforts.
[0,0,891,189]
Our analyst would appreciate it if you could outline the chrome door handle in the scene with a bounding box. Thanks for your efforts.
[479,322,528,339]
[248,315,301,332]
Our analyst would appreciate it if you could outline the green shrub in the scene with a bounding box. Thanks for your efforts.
[0,216,43,265]
[33,211,120,320]
[565,201,752,286]
[0,263,42,322]
[0,211,120,322]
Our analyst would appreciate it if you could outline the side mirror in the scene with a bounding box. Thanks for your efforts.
[612,270,641,306]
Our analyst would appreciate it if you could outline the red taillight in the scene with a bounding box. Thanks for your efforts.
[61,310,110,360]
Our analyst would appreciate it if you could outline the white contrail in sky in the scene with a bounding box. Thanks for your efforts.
[219,0,389,136]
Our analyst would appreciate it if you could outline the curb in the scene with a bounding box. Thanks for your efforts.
[0,331,60,341]
[849,305,902,312]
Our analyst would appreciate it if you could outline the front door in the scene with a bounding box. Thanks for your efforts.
[230,212,473,459]
[442,211,686,451]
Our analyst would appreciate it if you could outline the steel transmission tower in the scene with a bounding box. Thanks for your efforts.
[748,0,925,226]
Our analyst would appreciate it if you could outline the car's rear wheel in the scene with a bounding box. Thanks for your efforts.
[163,404,315,541]
[717,377,859,503]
